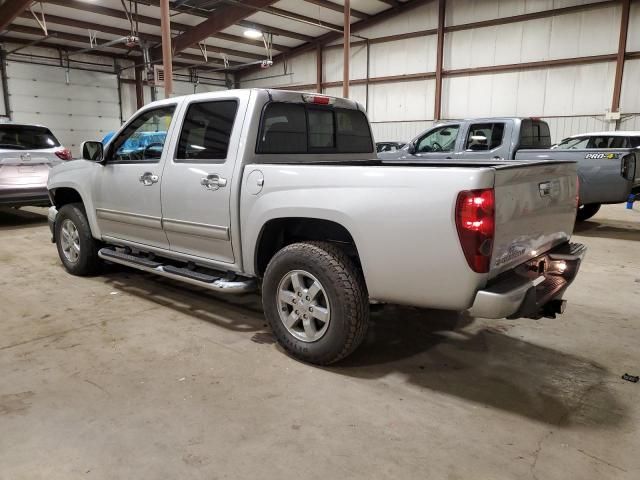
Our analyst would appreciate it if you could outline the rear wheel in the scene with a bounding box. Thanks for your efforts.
[55,203,102,276]
[576,203,601,222]
[262,241,369,365]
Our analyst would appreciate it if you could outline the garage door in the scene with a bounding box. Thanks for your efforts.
[5,62,122,156]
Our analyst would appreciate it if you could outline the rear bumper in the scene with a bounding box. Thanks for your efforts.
[0,186,50,207]
[468,242,586,319]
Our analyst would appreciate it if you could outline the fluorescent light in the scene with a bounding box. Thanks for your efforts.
[243,29,262,39]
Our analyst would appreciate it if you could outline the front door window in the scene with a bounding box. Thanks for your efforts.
[416,125,459,153]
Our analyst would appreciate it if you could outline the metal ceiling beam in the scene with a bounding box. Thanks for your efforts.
[0,0,32,32]
[223,1,343,30]
[18,12,264,61]
[43,0,290,51]
[302,0,370,20]
[169,0,280,54]
[142,0,315,43]
[241,0,435,75]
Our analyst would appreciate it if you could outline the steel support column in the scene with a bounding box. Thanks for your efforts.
[135,67,145,109]
[160,0,173,97]
[611,0,630,113]
[316,45,323,93]
[343,0,350,98]
[434,0,445,120]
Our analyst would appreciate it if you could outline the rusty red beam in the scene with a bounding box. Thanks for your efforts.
[433,0,445,120]
[611,0,630,112]
[0,0,32,32]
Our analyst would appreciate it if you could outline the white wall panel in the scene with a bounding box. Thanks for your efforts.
[323,44,367,82]
[543,115,615,142]
[367,79,436,123]
[241,51,317,88]
[442,62,615,118]
[619,115,640,132]
[446,0,613,26]
[620,59,640,113]
[628,2,640,51]
[355,1,437,38]
[370,121,434,143]
[445,6,620,70]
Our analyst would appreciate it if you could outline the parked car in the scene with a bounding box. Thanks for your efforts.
[376,141,406,153]
[47,90,585,365]
[379,118,639,221]
[553,131,640,150]
[0,123,72,207]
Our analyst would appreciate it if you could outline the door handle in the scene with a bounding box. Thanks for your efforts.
[200,174,227,191]
[139,172,159,186]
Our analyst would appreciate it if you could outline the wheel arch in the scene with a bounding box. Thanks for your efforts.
[49,185,101,239]
[253,217,363,279]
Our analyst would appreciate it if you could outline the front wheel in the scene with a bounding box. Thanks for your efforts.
[262,241,369,365]
[55,203,102,276]
[576,203,601,222]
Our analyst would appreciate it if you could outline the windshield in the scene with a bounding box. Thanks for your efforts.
[0,125,61,150]
[556,135,630,149]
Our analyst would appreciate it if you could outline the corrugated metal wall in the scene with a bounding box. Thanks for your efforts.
[239,0,639,142]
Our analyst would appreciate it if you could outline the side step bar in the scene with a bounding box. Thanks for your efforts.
[98,248,257,294]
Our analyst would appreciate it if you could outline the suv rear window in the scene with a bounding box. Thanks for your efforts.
[256,102,373,155]
[0,125,60,150]
[519,119,551,149]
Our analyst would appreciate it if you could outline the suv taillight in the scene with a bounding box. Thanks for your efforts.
[455,188,495,273]
[55,148,73,160]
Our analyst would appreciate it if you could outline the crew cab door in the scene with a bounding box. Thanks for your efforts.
[93,103,177,249]
[160,97,242,264]
[412,124,462,159]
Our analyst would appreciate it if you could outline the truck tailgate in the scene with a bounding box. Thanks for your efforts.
[490,161,577,278]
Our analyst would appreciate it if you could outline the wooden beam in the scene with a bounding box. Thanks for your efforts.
[168,0,280,54]
[611,0,630,113]
[433,0,445,120]
[302,0,370,20]
[343,0,350,98]
[0,0,32,32]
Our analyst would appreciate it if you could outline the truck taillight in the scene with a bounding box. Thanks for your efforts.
[55,148,73,160]
[455,188,495,273]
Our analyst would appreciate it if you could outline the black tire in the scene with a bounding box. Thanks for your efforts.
[576,203,601,222]
[55,203,102,276]
[262,241,369,365]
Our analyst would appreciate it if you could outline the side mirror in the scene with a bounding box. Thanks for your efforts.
[406,142,416,154]
[81,141,104,162]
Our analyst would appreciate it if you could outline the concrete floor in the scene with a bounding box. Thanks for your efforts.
[0,204,639,479]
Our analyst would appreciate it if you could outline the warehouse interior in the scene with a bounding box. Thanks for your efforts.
[1,1,639,479]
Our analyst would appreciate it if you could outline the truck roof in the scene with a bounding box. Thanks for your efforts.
[565,131,640,138]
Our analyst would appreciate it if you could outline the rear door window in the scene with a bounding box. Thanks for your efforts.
[586,136,629,148]
[256,102,373,155]
[631,137,640,148]
[464,123,505,151]
[176,100,239,162]
[0,125,60,150]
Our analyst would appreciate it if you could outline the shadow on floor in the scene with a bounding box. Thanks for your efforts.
[0,207,48,231]
[101,268,626,428]
[574,217,640,241]
[328,305,626,428]
[103,268,266,334]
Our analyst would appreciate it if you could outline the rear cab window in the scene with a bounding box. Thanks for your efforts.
[0,125,60,150]
[519,119,551,149]
[256,102,373,156]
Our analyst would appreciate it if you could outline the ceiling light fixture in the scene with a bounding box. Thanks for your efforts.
[243,28,262,39]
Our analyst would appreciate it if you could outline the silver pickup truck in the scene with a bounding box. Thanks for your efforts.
[379,118,639,221]
[47,90,585,365]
